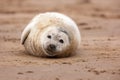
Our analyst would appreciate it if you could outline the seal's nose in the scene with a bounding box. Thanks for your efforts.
[48,44,56,51]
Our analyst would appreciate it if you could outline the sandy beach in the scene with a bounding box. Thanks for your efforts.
[0,0,120,80]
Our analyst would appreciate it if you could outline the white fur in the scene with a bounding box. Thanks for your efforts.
[21,12,81,57]
[21,12,81,44]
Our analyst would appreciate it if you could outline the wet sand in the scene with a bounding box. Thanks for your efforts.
[0,0,120,80]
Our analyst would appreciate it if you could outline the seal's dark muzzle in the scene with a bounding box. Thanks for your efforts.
[47,44,56,52]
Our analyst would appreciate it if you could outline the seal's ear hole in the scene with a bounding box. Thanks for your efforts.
[59,39,64,44]
[47,35,51,39]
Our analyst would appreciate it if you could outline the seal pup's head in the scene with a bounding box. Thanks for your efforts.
[40,26,70,57]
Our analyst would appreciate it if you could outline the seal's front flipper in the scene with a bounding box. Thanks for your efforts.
[21,26,31,44]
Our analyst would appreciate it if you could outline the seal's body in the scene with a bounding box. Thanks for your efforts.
[21,12,81,57]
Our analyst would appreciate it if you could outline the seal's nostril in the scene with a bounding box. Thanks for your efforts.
[49,44,56,51]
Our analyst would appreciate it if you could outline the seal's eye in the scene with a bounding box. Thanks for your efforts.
[59,39,64,43]
[47,35,51,39]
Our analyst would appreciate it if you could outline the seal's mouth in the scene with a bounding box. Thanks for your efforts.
[42,44,57,56]
[45,49,57,56]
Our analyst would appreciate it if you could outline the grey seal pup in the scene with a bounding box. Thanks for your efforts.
[21,12,81,57]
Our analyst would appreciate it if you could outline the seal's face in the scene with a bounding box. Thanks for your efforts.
[41,27,70,56]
